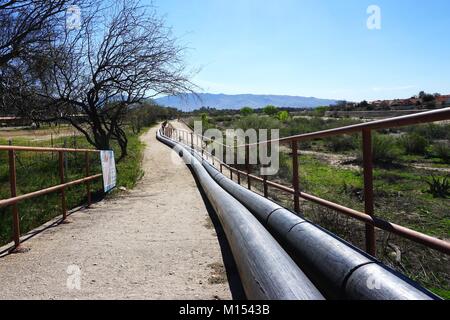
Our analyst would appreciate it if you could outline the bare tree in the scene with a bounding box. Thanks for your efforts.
[0,0,92,115]
[0,0,90,66]
[15,0,195,160]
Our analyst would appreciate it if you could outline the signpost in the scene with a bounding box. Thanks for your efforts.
[100,150,117,193]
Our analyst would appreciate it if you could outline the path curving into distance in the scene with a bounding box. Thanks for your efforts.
[0,126,233,300]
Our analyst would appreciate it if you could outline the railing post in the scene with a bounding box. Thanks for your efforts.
[63,139,68,180]
[85,151,91,208]
[230,167,233,180]
[8,149,21,249]
[190,132,194,151]
[263,175,268,198]
[246,144,251,190]
[220,163,223,173]
[292,140,300,213]
[59,151,67,221]
[237,171,241,185]
[362,129,376,256]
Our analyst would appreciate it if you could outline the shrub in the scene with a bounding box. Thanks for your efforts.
[299,141,313,150]
[235,114,281,132]
[372,134,401,165]
[424,175,450,198]
[277,111,290,122]
[357,134,400,165]
[282,117,358,137]
[431,142,450,163]
[326,135,356,152]
[314,106,329,117]
[401,133,429,155]
[240,107,254,117]
[263,105,278,116]
[406,124,450,140]
[277,152,292,180]
[201,113,208,124]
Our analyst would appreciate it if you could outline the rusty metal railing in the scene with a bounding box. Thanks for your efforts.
[167,108,450,256]
[0,145,102,252]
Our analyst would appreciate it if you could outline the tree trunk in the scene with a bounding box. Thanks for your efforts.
[113,124,128,162]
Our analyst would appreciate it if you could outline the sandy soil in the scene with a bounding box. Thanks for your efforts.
[0,126,232,300]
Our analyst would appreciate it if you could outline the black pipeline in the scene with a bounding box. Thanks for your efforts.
[199,159,440,300]
[156,130,324,300]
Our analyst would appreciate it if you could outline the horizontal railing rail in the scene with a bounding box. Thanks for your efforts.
[0,174,103,209]
[170,107,450,256]
[0,145,102,252]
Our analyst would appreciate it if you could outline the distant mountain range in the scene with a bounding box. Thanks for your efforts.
[155,93,339,110]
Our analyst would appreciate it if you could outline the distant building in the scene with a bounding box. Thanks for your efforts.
[435,95,450,106]
[371,100,384,107]
[369,94,449,110]
[391,99,412,106]
[410,98,420,105]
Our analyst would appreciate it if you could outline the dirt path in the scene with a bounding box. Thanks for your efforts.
[0,126,232,300]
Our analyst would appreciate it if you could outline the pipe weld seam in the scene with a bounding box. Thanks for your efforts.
[340,261,376,295]
[265,208,284,225]
[287,221,308,233]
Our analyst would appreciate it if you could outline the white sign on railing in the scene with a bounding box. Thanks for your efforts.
[100,150,117,193]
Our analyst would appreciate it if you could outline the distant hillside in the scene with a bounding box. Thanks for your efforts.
[155,93,338,110]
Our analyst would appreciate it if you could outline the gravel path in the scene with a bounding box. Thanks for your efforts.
[0,126,232,300]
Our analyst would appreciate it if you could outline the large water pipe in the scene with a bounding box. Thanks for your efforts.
[199,157,440,300]
[156,130,325,300]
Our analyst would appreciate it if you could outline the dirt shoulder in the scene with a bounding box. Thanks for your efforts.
[0,126,232,300]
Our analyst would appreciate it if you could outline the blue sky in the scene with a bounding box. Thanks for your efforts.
[150,0,450,102]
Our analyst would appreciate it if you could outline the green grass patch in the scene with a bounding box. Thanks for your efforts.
[112,130,147,190]
[0,128,149,246]
[430,288,450,300]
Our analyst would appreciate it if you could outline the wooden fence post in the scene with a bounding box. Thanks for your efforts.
[59,151,67,221]
[292,141,300,213]
[362,129,376,256]
[85,152,91,208]
[246,144,251,190]
[8,144,21,250]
